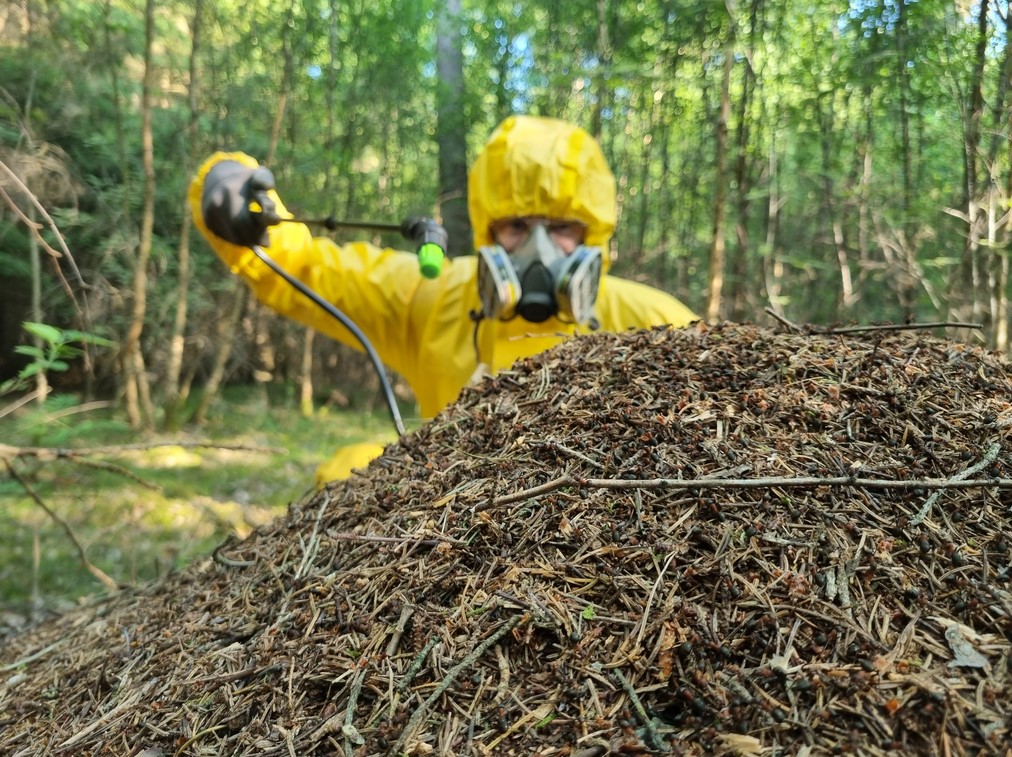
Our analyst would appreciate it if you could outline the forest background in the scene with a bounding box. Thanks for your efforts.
[2,0,1012,614]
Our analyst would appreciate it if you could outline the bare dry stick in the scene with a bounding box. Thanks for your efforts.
[0,637,69,673]
[0,161,89,321]
[386,604,416,657]
[0,440,287,461]
[823,321,982,335]
[56,682,152,749]
[332,533,464,547]
[68,457,162,490]
[4,459,120,591]
[762,308,982,336]
[398,635,440,694]
[909,443,1001,526]
[764,307,804,333]
[0,387,51,421]
[483,472,1012,510]
[391,614,525,756]
[0,183,59,258]
[634,551,677,647]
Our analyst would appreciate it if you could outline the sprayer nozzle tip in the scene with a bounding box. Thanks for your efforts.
[418,243,444,279]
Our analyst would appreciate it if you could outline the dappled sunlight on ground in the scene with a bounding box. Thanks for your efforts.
[0,386,412,623]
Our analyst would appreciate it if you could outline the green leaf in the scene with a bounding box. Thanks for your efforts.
[54,346,84,360]
[22,322,63,345]
[61,330,115,347]
[49,360,70,372]
[14,345,45,358]
[582,605,596,620]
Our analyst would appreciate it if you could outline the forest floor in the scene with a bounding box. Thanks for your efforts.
[0,384,415,631]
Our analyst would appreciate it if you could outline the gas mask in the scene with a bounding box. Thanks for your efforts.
[476,223,603,326]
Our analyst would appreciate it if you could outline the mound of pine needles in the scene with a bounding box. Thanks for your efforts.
[1,322,1010,756]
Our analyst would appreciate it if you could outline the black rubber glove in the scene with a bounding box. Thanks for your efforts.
[201,161,281,246]
[400,216,448,251]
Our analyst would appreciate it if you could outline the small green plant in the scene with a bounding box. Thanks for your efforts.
[1,321,114,397]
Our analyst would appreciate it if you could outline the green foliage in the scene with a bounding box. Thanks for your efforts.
[1,322,115,397]
[0,247,33,282]
[0,0,1010,509]
[0,387,406,609]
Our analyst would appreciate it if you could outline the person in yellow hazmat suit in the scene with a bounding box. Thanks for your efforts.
[190,115,698,484]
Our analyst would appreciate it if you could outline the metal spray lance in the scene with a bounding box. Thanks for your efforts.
[283,215,446,279]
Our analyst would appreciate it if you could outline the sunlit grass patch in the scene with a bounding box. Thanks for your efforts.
[0,384,417,620]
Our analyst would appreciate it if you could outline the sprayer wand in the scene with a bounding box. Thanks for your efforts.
[287,216,445,279]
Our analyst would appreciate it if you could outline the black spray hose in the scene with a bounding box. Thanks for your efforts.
[249,244,406,436]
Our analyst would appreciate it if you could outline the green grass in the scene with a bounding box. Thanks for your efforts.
[0,385,417,618]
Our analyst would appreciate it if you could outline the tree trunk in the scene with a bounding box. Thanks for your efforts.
[266,0,296,166]
[122,0,156,430]
[193,284,247,425]
[949,0,989,332]
[656,89,674,290]
[816,93,855,317]
[323,0,340,193]
[998,9,1012,353]
[632,79,660,269]
[591,0,610,139]
[28,206,48,403]
[706,41,733,323]
[435,0,472,257]
[299,328,315,418]
[20,69,48,404]
[894,0,917,314]
[729,0,759,321]
[102,0,128,205]
[163,0,203,431]
[252,0,299,405]
[763,127,785,317]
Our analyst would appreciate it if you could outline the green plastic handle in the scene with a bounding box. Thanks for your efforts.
[418,242,444,279]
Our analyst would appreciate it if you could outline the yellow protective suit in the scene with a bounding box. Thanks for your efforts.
[189,116,698,483]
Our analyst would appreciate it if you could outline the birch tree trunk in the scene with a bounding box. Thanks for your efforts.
[254,0,299,407]
[163,0,203,431]
[949,0,988,333]
[435,0,472,257]
[122,0,156,430]
[706,40,733,323]
[193,284,247,425]
[729,0,759,321]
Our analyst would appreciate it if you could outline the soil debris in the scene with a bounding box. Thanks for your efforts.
[1,322,1011,756]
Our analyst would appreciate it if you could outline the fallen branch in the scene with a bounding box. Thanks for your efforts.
[0,440,287,461]
[3,458,120,591]
[764,307,804,333]
[909,443,1001,526]
[762,309,982,337]
[481,472,1012,510]
[0,159,91,330]
[343,663,368,757]
[821,321,982,335]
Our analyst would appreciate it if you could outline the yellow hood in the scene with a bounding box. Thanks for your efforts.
[468,115,616,271]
